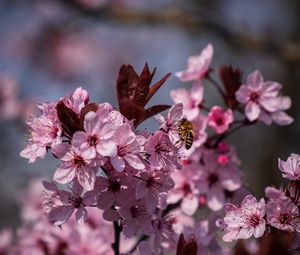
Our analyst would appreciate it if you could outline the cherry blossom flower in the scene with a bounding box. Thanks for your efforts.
[266,198,300,232]
[235,70,293,124]
[53,145,98,190]
[145,131,179,170]
[42,180,97,225]
[20,106,62,163]
[278,153,300,181]
[167,170,200,216]
[197,149,241,211]
[207,106,234,134]
[135,170,175,213]
[222,195,266,242]
[61,87,89,114]
[72,111,117,159]
[118,200,154,238]
[109,124,145,172]
[0,229,12,254]
[170,82,204,120]
[155,103,183,144]
[175,43,213,82]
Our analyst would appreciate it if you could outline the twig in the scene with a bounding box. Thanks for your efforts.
[112,221,121,255]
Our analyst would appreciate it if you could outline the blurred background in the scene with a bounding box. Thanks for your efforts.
[0,0,299,228]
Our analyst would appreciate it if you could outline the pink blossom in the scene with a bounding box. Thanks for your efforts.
[222,195,266,242]
[207,106,234,134]
[53,145,98,190]
[278,153,300,181]
[167,170,200,215]
[42,180,97,225]
[0,229,12,254]
[61,87,89,114]
[197,149,241,211]
[266,198,300,232]
[145,131,179,170]
[20,108,62,163]
[118,200,154,238]
[170,82,204,120]
[155,103,183,144]
[72,111,117,159]
[175,44,213,82]
[96,175,130,211]
[136,170,175,213]
[235,70,293,124]
[109,124,145,172]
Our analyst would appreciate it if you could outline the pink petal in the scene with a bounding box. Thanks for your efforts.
[111,156,126,172]
[246,70,263,88]
[97,140,117,157]
[245,102,260,121]
[53,165,76,184]
[76,167,95,191]
[207,187,225,211]
[124,154,145,170]
[97,191,114,210]
[48,206,74,225]
[75,206,87,224]
[103,209,120,222]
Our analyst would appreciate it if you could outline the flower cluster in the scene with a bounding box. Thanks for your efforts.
[220,153,300,242]
[16,44,298,255]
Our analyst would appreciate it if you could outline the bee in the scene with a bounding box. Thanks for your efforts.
[177,118,194,150]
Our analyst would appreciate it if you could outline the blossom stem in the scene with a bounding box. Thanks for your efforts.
[112,221,121,255]
[206,77,227,101]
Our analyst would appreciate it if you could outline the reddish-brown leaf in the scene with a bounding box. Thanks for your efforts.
[176,234,186,255]
[119,99,145,126]
[176,234,198,255]
[56,101,82,138]
[133,63,151,105]
[145,72,171,104]
[116,64,139,102]
[79,102,99,129]
[219,65,242,109]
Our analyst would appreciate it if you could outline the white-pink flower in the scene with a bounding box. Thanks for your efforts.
[207,106,234,134]
[145,131,179,170]
[53,144,98,190]
[62,87,89,114]
[175,43,213,82]
[109,124,145,172]
[278,153,300,181]
[72,111,117,159]
[42,180,97,225]
[136,170,175,213]
[170,82,204,120]
[155,103,183,144]
[235,70,293,124]
[20,105,62,163]
[222,195,266,242]
[197,149,241,211]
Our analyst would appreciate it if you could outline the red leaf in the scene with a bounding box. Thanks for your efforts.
[176,234,198,255]
[116,64,139,103]
[219,65,242,109]
[119,99,145,126]
[176,234,186,255]
[56,101,82,138]
[145,72,171,104]
[133,63,151,105]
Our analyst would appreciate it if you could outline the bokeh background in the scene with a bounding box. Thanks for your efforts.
[0,0,299,229]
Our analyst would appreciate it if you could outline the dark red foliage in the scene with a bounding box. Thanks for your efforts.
[176,234,198,255]
[56,101,82,138]
[116,63,171,127]
[219,65,242,109]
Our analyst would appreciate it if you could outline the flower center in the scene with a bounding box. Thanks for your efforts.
[110,180,121,192]
[73,155,85,168]
[87,135,98,146]
[208,173,219,186]
[72,196,83,208]
[247,214,260,227]
[250,92,260,102]
[278,212,291,224]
